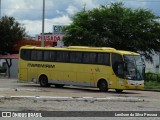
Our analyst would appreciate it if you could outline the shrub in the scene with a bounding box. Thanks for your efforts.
[145,72,160,83]
[0,66,7,73]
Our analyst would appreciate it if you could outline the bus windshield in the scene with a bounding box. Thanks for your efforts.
[124,55,144,80]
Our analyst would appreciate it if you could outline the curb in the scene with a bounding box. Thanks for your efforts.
[143,89,160,92]
[0,96,145,102]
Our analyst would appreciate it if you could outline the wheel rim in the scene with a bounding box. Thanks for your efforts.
[40,76,48,86]
[101,82,106,89]
[99,81,108,92]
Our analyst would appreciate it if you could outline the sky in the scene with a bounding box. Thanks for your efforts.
[1,0,160,36]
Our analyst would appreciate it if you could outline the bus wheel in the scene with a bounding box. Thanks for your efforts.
[115,89,123,93]
[98,80,108,92]
[55,84,64,88]
[39,75,49,87]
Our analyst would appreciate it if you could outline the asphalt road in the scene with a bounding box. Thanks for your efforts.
[0,78,159,120]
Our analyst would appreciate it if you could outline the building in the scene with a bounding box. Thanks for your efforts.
[0,54,18,78]
[145,53,160,73]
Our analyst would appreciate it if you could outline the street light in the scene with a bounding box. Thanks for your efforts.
[41,0,45,47]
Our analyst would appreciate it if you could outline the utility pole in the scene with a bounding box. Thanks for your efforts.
[41,0,45,47]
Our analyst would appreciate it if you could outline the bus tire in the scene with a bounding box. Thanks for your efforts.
[115,89,123,93]
[98,80,108,92]
[55,84,64,88]
[39,75,49,87]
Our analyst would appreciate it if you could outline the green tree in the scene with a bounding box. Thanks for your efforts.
[63,2,160,61]
[0,16,26,54]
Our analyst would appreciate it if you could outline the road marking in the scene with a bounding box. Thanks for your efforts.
[0,96,145,102]
[0,88,42,92]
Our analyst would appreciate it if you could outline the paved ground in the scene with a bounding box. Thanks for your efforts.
[0,78,159,119]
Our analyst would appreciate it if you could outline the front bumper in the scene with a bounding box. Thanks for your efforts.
[125,83,144,90]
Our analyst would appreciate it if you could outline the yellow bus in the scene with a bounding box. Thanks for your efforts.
[18,46,145,92]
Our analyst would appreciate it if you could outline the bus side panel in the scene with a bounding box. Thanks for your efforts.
[63,71,76,82]
[61,64,76,82]
[28,68,37,82]
[108,74,118,89]
[116,78,126,90]
[76,64,94,86]
[95,66,117,89]
[53,70,64,81]
[38,70,51,81]
[51,70,58,81]
[19,68,28,81]
[53,63,64,81]
[52,63,76,84]
[18,58,28,81]
[76,72,91,85]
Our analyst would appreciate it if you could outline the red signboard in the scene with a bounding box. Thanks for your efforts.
[37,35,62,42]
[12,40,56,52]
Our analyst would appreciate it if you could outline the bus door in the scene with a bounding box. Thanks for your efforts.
[112,53,125,89]
[108,70,117,89]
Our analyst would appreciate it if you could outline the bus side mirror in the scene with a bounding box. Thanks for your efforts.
[141,57,145,66]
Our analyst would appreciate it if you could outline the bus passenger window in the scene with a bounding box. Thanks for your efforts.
[56,51,69,62]
[70,52,82,63]
[44,51,51,61]
[83,52,96,64]
[31,51,42,61]
[21,49,31,60]
[50,51,56,61]
[89,53,96,64]
[97,53,110,65]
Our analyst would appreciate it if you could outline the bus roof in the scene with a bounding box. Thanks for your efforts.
[67,46,116,51]
[117,50,140,55]
[20,46,140,55]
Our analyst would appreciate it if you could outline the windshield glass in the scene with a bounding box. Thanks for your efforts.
[124,55,144,80]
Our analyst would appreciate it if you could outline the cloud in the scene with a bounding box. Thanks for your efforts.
[74,0,98,10]
[1,0,160,36]
[19,15,72,36]
[124,1,147,9]
[2,0,42,20]
[2,0,99,20]
[66,5,78,15]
